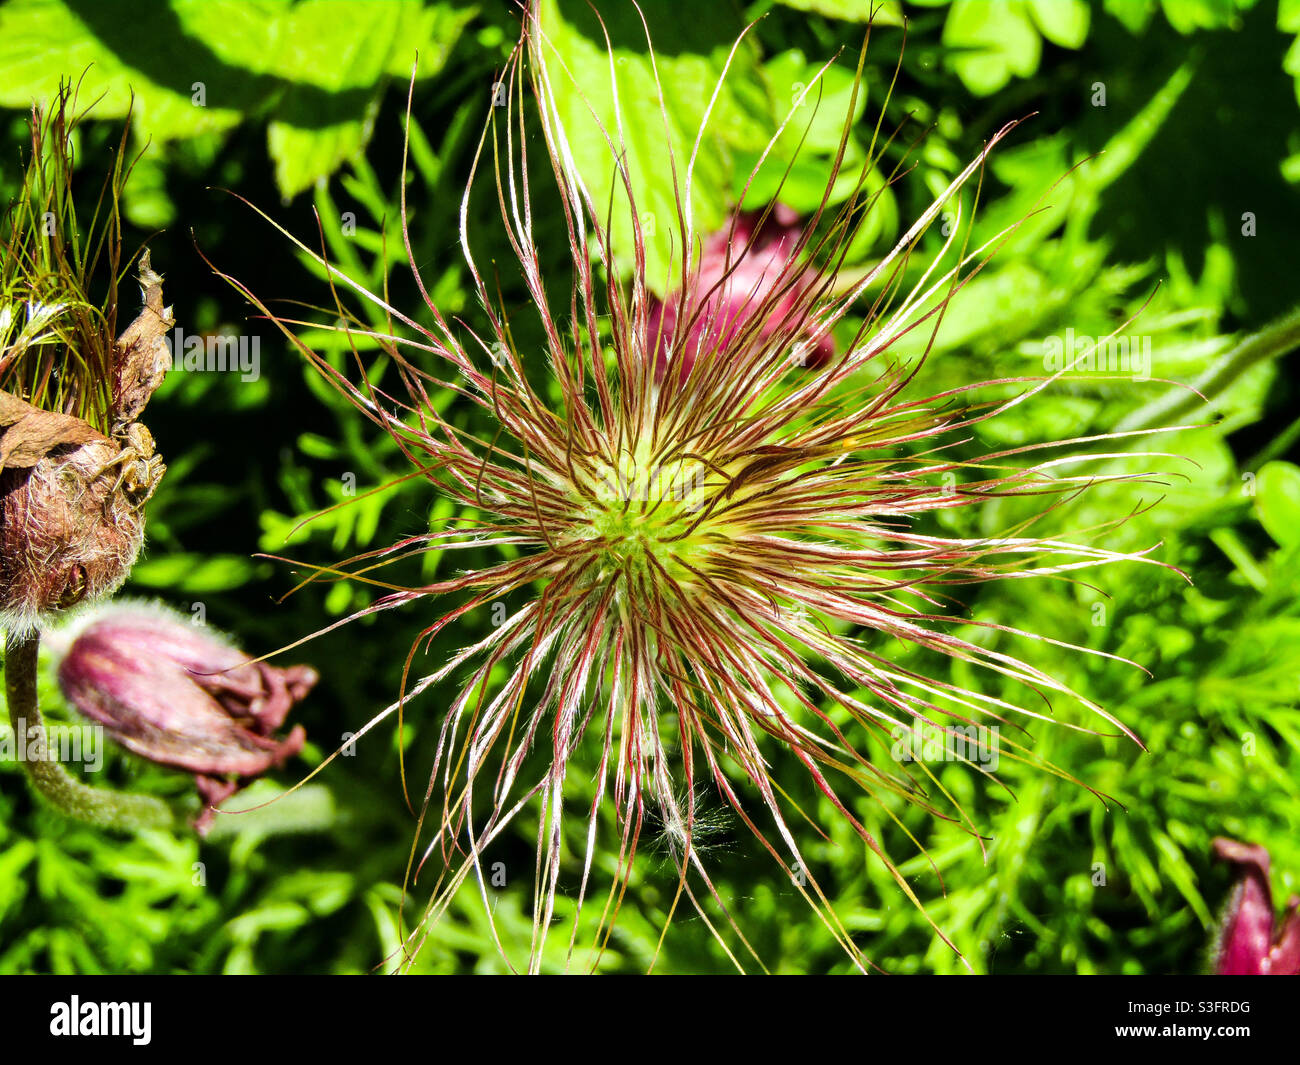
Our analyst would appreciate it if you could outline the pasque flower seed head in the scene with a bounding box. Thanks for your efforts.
[226,5,1173,971]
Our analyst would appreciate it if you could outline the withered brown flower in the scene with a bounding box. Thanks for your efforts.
[0,83,173,634]
[2,85,177,831]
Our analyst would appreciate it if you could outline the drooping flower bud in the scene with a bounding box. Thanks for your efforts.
[1211,836,1300,975]
[53,602,314,834]
[648,204,835,383]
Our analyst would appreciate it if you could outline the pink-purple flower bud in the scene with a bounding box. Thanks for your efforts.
[54,602,314,834]
[1212,836,1300,975]
[648,204,835,383]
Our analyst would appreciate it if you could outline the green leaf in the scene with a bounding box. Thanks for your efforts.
[0,0,474,203]
[128,553,261,593]
[386,2,479,80]
[0,0,270,140]
[1104,0,1158,33]
[1159,0,1258,35]
[1027,0,1091,48]
[203,782,338,842]
[942,0,1042,96]
[120,154,176,230]
[759,50,866,155]
[772,0,904,24]
[267,0,473,201]
[732,48,896,233]
[537,0,773,286]
[1255,461,1300,548]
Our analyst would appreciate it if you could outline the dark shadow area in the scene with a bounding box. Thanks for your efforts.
[554,0,747,58]
[1085,4,1300,325]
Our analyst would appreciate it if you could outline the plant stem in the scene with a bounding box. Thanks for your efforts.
[4,629,174,830]
[1117,306,1300,434]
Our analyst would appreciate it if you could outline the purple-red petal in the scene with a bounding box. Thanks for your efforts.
[1266,897,1300,975]
[54,604,314,830]
[651,205,833,383]
[1212,837,1283,976]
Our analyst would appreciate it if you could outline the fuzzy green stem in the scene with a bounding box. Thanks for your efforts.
[1117,306,1300,434]
[4,629,175,830]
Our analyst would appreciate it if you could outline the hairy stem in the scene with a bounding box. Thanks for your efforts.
[1118,306,1300,433]
[4,629,174,830]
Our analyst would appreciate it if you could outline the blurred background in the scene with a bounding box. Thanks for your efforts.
[0,0,1298,974]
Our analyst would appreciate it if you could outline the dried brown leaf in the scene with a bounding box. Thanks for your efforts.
[112,249,173,426]
[0,390,106,469]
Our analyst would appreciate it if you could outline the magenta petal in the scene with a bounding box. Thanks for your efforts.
[1217,877,1275,975]
[1212,837,1277,975]
[59,630,284,775]
[55,603,314,831]
[651,204,833,384]
[1266,897,1300,975]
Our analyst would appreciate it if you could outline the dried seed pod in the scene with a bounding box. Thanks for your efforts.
[0,258,172,635]
[0,426,144,632]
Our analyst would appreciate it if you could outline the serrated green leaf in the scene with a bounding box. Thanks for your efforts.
[0,0,279,140]
[0,0,473,202]
[537,0,773,286]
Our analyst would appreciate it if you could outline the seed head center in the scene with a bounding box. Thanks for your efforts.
[582,448,714,582]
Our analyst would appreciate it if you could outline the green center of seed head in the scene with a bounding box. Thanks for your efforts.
[584,445,713,581]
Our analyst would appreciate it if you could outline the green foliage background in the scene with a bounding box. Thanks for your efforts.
[1,0,1298,974]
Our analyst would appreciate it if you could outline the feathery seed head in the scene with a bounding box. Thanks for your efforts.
[228,5,1174,972]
